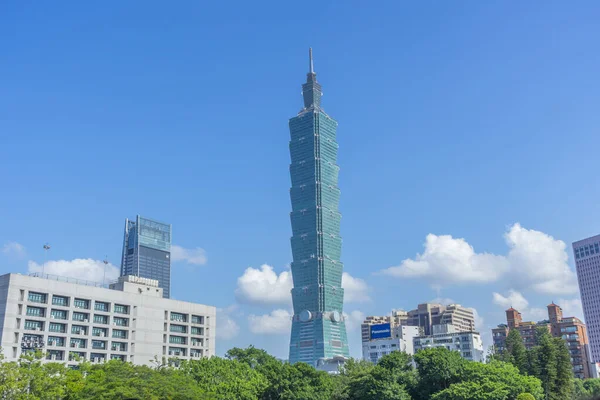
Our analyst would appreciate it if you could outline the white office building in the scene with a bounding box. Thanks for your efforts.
[0,273,216,366]
[362,323,420,364]
[413,325,484,362]
[573,235,600,362]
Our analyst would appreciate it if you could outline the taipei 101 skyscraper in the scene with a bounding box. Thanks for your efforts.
[288,49,349,365]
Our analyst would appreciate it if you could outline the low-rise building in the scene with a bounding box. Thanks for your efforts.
[0,273,216,366]
[362,324,420,364]
[413,327,484,362]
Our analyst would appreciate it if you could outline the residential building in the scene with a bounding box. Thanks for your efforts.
[288,49,349,366]
[0,273,215,366]
[413,328,484,362]
[492,303,593,379]
[405,303,475,336]
[121,215,172,298]
[573,235,600,362]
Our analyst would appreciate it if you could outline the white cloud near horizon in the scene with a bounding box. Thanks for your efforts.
[248,309,292,334]
[235,264,370,307]
[2,242,26,257]
[341,273,370,303]
[381,223,578,295]
[235,265,293,306]
[492,290,547,322]
[344,310,366,331]
[28,258,120,283]
[217,305,241,340]
[171,245,207,266]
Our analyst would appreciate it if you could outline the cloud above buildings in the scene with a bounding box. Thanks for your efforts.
[235,264,370,307]
[171,245,207,266]
[248,309,292,334]
[216,305,241,340]
[341,273,371,303]
[235,265,293,306]
[2,242,26,257]
[492,290,548,322]
[27,258,120,283]
[381,223,578,295]
[343,310,366,332]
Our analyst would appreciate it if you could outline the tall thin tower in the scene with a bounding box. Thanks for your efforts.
[288,49,349,365]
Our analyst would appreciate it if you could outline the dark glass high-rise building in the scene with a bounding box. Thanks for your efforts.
[121,215,172,298]
[288,49,349,365]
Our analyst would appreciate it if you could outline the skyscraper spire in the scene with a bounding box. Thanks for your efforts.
[302,47,321,109]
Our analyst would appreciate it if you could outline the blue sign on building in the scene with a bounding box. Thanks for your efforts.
[370,323,392,340]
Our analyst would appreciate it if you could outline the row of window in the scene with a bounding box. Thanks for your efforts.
[169,312,204,325]
[24,319,129,336]
[26,307,130,326]
[575,243,600,259]
[39,350,126,362]
[27,293,129,314]
[169,324,204,335]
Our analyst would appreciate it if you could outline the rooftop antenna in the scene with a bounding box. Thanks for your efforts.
[309,47,314,73]
[103,257,109,286]
[42,243,51,276]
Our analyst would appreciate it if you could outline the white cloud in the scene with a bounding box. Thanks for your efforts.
[235,265,292,306]
[492,289,529,311]
[381,233,508,284]
[342,272,370,303]
[470,308,485,330]
[557,298,584,321]
[505,224,577,295]
[217,305,240,340]
[380,223,578,295]
[248,309,291,334]
[343,310,366,331]
[28,258,119,283]
[2,242,26,257]
[171,245,207,266]
[492,290,547,321]
[430,297,455,306]
[235,265,369,307]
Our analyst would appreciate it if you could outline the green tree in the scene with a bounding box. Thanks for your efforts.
[413,347,465,399]
[552,337,573,400]
[502,329,528,374]
[582,378,600,398]
[431,381,509,400]
[516,394,536,400]
[182,357,268,400]
[459,360,543,400]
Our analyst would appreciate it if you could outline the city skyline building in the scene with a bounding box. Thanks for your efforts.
[361,303,478,363]
[288,49,349,366]
[573,235,600,363]
[121,215,172,298]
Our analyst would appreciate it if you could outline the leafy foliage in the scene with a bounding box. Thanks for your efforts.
[0,345,581,400]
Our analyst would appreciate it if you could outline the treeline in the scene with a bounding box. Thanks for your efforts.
[492,325,599,400]
[0,336,598,400]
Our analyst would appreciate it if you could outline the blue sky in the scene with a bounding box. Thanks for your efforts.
[2,1,600,359]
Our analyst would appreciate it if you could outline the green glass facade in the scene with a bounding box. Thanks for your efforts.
[288,49,349,366]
